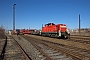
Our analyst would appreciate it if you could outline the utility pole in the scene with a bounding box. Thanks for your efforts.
[13,4,16,31]
[79,14,81,33]
[7,19,8,32]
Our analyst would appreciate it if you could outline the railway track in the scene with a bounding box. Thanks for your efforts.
[12,35,52,60]
[26,34,90,50]
[31,34,90,44]
[0,37,7,60]
[3,34,89,60]
[0,35,32,60]
[22,35,73,60]
[71,34,90,37]
[30,34,90,44]
[9,35,31,60]
[70,35,90,39]
[11,36,32,60]
[23,35,90,60]
[69,35,90,44]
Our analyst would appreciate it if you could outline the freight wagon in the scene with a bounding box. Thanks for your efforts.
[13,29,20,35]
[20,29,30,34]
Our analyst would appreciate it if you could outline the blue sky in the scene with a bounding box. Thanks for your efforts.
[0,0,90,30]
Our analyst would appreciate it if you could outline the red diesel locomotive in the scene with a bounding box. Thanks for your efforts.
[40,23,70,39]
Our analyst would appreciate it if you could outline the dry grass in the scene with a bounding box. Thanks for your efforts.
[0,27,6,39]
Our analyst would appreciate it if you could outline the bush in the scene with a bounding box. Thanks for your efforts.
[0,27,6,39]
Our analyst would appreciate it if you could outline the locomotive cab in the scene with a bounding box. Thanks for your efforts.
[57,24,70,39]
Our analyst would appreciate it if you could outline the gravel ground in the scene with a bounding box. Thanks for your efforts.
[12,35,45,60]
[13,35,74,60]
[27,35,90,50]
[4,35,26,60]
[26,35,90,60]
[70,32,90,36]
[0,33,6,54]
[0,39,6,56]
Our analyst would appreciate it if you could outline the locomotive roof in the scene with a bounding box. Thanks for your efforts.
[45,23,55,26]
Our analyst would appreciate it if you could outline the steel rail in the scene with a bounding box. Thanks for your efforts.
[24,35,90,60]
[11,36,32,60]
[0,36,7,60]
[27,35,90,50]
[23,36,55,60]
